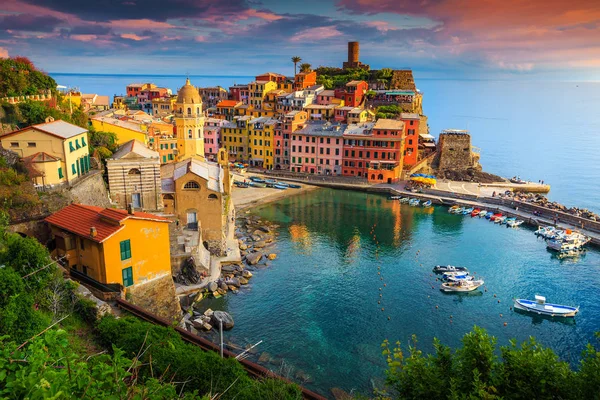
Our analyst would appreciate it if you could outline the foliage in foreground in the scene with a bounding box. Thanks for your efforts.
[381,326,600,400]
[97,316,303,400]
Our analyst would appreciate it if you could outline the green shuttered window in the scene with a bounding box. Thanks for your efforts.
[122,267,133,287]
[120,239,132,260]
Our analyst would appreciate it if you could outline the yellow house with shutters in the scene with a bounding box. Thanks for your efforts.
[46,204,171,290]
[248,117,276,169]
[0,118,91,186]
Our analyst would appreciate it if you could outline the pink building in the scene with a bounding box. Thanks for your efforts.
[334,106,353,123]
[290,121,345,175]
[315,90,337,105]
[204,117,227,161]
[274,111,307,170]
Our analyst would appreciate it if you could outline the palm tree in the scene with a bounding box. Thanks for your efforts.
[291,56,302,75]
[299,63,312,73]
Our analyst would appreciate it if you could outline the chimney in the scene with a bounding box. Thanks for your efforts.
[90,227,97,238]
[127,203,134,215]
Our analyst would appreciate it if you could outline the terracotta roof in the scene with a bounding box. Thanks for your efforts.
[45,204,170,243]
[217,100,239,108]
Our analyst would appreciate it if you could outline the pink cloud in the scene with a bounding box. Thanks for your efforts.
[106,19,176,30]
[365,20,393,32]
[71,34,97,42]
[120,33,150,41]
[239,9,283,21]
[195,35,208,42]
[291,26,343,42]
[0,47,8,58]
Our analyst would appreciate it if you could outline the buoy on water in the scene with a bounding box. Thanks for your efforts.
[504,322,508,326]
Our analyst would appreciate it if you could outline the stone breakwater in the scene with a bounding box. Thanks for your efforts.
[182,215,279,334]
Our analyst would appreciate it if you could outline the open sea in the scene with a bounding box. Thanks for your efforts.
[50,73,600,213]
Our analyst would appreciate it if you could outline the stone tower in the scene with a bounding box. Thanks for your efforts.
[174,78,205,161]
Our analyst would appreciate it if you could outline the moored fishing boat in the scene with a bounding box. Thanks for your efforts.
[462,207,474,215]
[496,215,508,224]
[547,231,590,253]
[234,181,249,188]
[400,197,411,203]
[485,211,494,219]
[471,208,481,217]
[514,295,578,317]
[535,226,556,238]
[490,213,502,222]
[444,274,474,283]
[478,210,488,217]
[422,200,432,207]
[273,183,288,190]
[433,265,469,273]
[264,178,277,184]
[409,198,420,206]
[507,219,524,228]
[249,176,265,183]
[441,279,484,292]
[248,181,267,188]
[288,183,301,189]
[275,182,289,188]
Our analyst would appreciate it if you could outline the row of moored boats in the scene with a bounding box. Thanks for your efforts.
[433,265,578,317]
[534,226,591,256]
[448,205,524,227]
[390,196,432,208]
[235,176,301,190]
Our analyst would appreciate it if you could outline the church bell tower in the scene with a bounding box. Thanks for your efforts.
[174,78,205,161]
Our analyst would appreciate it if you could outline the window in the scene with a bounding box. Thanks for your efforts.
[72,163,76,175]
[69,142,75,152]
[27,142,36,148]
[58,167,63,179]
[184,181,200,189]
[80,239,85,250]
[76,139,81,149]
[292,157,296,163]
[10,142,18,148]
[188,129,192,138]
[122,266,133,287]
[168,154,174,160]
[128,168,141,175]
[162,155,167,163]
[120,240,132,261]
[208,194,218,200]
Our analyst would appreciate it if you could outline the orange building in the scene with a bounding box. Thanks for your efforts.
[399,113,421,167]
[293,71,317,91]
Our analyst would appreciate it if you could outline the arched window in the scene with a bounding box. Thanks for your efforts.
[179,107,182,113]
[208,194,218,200]
[371,174,375,180]
[188,129,193,138]
[163,194,175,200]
[196,107,200,115]
[187,107,191,115]
[378,174,384,180]
[183,181,200,189]
[198,128,202,136]
[128,168,141,175]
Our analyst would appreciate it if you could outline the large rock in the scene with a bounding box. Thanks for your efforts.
[239,277,249,285]
[211,311,234,330]
[258,226,271,233]
[258,352,271,363]
[226,277,241,287]
[242,270,253,279]
[267,253,277,260]
[219,281,228,291]
[253,241,266,249]
[239,243,248,250]
[208,281,218,292]
[204,308,214,317]
[245,252,263,265]
[221,265,237,273]
[331,388,353,400]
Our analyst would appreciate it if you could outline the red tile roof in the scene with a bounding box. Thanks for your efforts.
[217,100,239,108]
[45,204,170,243]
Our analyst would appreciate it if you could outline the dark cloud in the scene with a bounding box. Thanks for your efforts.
[0,14,64,32]
[69,25,112,35]
[21,0,252,22]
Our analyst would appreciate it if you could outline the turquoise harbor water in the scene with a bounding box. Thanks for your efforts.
[201,188,600,396]
[51,73,600,213]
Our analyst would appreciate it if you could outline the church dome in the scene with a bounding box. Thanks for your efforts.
[177,78,201,104]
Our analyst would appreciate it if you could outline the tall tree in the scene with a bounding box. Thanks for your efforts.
[291,56,302,75]
[300,63,312,73]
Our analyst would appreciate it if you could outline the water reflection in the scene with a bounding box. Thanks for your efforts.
[513,308,577,326]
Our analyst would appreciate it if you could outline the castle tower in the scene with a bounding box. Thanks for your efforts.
[343,41,370,70]
[174,78,205,161]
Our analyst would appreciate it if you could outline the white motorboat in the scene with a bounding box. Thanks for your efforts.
[422,200,432,207]
[494,215,506,224]
[444,274,474,282]
[535,226,556,238]
[507,219,524,228]
[409,198,420,206]
[547,232,590,253]
[442,270,470,277]
[400,197,410,203]
[433,265,469,273]
[514,295,578,317]
[478,210,488,217]
[441,279,484,292]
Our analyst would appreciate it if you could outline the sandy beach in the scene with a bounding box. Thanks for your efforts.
[231,173,319,212]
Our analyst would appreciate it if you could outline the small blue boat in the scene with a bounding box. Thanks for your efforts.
[264,178,277,184]
[485,211,494,219]
[288,183,301,189]
[422,200,432,207]
[462,207,474,215]
[273,184,288,190]
[514,295,578,317]
[249,176,265,183]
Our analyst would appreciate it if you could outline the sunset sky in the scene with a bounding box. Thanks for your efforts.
[1,0,599,79]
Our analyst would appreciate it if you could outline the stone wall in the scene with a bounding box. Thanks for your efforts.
[66,170,112,208]
[437,133,479,171]
[127,273,181,321]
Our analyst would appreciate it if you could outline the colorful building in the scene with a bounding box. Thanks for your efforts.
[342,119,405,183]
[334,106,354,123]
[0,118,91,186]
[274,110,307,170]
[347,107,373,124]
[151,96,176,117]
[91,116,148,145]
[204,118,227,161]
[46,204,171,289]
[343,80,368,107]
[248,81,277,109]
[228,84,248,103]
[248,117,276,169]
[199,86,228,108]
[216,100,242,121]
[277,90,315,113]
[399,113,421,167]
[315,90,342,105]
[293,71,317,90]
[255,72,287,84]
[304,104,337,121]
[221,116,251,162]
[291,121,344,175]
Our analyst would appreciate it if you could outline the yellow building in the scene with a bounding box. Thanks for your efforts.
[221,116,251,162]
[152,96,176,117]
[91,116,148,145]
[173,78,205,161]
[304,104,338,121]
[248,80,277,109]
[0,118,91,186]
[46,204,171,289]
[248,117,276,169]
[347,107,374,124]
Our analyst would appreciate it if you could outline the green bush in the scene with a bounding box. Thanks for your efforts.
[75,296,98,324]
[97,316,302,399]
